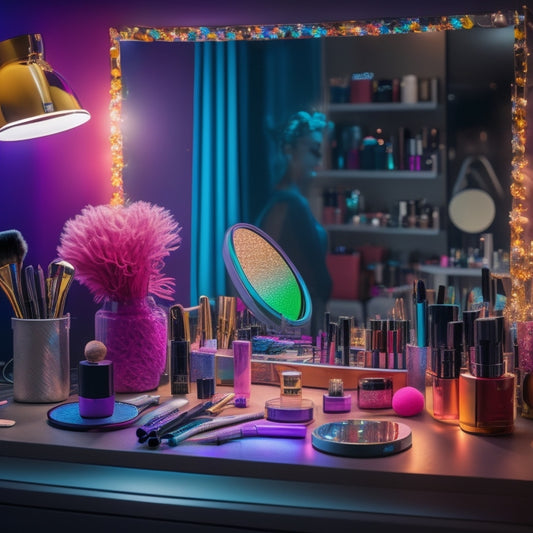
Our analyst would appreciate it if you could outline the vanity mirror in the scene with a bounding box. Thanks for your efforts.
[108,8,532,381]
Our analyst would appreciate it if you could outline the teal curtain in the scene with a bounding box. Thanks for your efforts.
[190,39,321,305]
[190,41,244,304]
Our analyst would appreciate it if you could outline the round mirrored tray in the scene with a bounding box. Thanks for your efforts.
[311,419,412,458]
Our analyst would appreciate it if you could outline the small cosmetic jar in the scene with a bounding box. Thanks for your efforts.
[280,370,302,406]
[323,378,352,413]
[358,377,393,409]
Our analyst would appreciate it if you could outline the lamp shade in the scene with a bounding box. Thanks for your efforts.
[0,34,90,141]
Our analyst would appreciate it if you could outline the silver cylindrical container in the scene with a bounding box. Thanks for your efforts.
[12,316,70,403]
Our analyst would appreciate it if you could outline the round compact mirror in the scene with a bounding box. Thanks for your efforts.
[223,223,312,330]
[312,419,412,458]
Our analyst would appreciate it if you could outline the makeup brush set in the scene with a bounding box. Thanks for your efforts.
[0,229,75,319]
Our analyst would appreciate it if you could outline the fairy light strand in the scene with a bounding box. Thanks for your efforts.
[509,9,530,321]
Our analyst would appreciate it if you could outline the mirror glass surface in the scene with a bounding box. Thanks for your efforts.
[112,10,525,370]
[222,223,311,329]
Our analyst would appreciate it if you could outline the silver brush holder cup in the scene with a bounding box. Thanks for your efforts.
[12,315,70,403]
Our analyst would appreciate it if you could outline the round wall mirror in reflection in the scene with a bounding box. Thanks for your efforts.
[448,189,496,233]
[223,223,312,330]
[312,419,412,457]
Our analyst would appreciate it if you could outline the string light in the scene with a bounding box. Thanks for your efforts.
[509,9,531,321]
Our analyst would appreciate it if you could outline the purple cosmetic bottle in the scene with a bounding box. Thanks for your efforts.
[78,340,115,418]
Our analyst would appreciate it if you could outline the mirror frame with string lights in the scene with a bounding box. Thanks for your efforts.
[107,9,531,387]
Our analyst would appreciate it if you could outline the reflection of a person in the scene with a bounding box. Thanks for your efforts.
[256,111,332,337]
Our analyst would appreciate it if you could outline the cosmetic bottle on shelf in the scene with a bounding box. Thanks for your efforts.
[459,317,516,435]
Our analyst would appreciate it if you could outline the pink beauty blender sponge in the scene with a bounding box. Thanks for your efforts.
[392,386,424,417]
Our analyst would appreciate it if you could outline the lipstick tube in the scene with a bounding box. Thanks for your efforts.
[327,321,338,365]
[338,316,352,366]
[459,317,516,435]
[169,304,190,395]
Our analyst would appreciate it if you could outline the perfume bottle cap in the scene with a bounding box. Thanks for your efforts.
[463,309,481,350]
[428,304,459,349]
[437,348,460,378]
[473,317,504,377]
[447,320,464,352]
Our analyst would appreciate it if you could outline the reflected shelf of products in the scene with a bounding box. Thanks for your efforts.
[326,102,439,113]
[315,170,438,180]
[324,224,440,235]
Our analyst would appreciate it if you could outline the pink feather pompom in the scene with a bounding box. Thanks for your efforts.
[57,201,182,303]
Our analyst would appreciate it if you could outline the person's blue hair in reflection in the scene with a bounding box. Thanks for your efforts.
[256,111,333,338]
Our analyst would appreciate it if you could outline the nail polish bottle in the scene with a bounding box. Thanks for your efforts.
[425,321,463,423]
[78,340,114,418]
[323,378,352,413]
[459,317,516,435]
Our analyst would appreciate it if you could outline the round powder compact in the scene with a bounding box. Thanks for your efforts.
[265,397,314,423]
[392,386,424,417]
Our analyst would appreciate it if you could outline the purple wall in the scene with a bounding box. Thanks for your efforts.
[0,0,522,361]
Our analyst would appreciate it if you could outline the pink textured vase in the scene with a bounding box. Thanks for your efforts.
[95,297,167,392]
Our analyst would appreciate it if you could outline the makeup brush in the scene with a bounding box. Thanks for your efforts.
[0,264,24,318]
[47,259,75,318]
[0,229,28,268]
[197,295,213,347]
[0,229,28,318]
